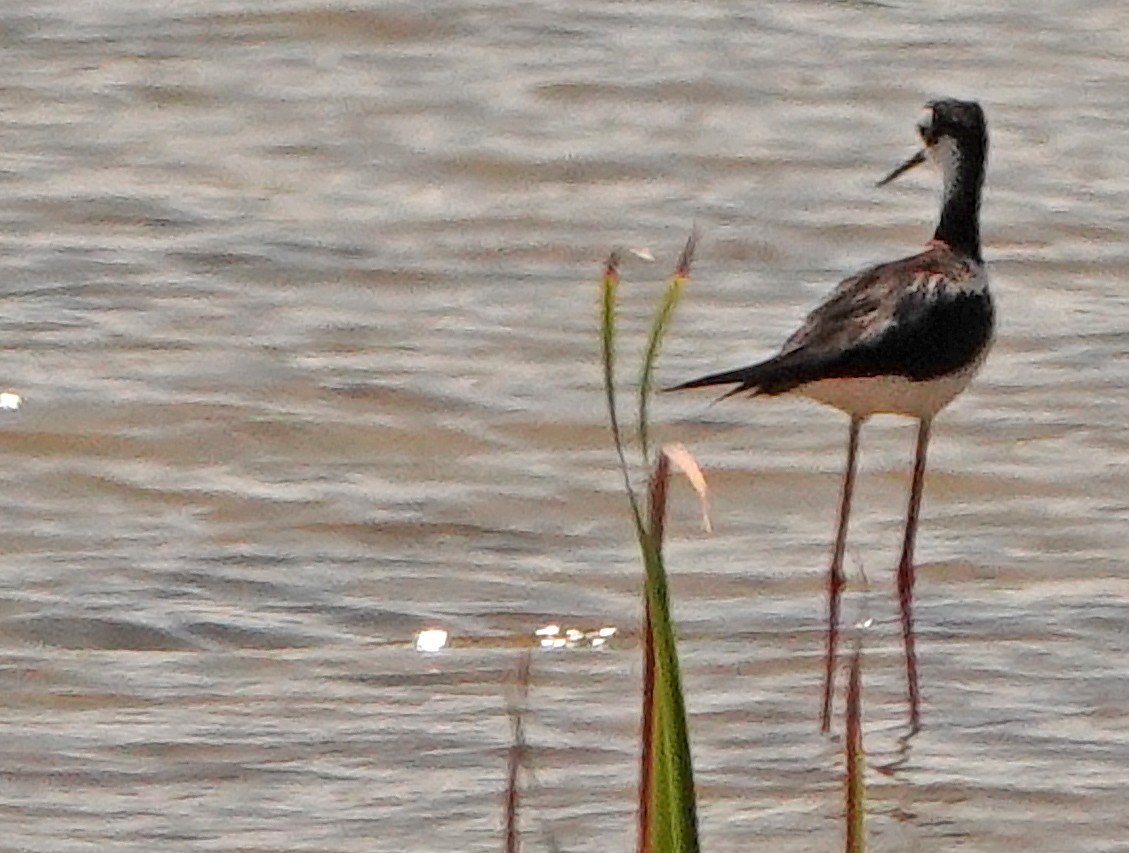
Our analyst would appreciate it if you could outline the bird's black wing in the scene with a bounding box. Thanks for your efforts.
[670,245,988,397]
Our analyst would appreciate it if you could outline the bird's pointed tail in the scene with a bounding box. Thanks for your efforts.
[666,352,818,400]
[665,364,765,400]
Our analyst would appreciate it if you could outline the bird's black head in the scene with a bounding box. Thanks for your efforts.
[917,99,987,149]
[878,97,988,187]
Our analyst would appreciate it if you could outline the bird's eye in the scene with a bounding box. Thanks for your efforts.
[914,108,937,143]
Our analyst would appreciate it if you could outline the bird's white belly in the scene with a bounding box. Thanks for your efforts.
[798,362,984,420]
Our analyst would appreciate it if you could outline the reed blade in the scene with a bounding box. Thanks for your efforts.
[504,653,532,853]
[638,233,696,463]
[844,640,867,853]
[599,243,702,853]
[637,450,700,853]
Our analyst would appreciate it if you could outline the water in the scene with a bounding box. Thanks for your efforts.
[0,1,1127,849]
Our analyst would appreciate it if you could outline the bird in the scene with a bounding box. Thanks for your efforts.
[670,99,993,733]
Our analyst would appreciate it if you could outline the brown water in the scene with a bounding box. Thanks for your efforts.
[0,1,1127,850]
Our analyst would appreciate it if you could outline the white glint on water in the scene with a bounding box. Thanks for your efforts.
[414,628,449,653]
[534,623,617,650]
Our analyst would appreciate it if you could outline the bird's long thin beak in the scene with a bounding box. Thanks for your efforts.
[876,149,927,187]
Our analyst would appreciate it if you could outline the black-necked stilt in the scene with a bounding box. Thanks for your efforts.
[672,99,992,732]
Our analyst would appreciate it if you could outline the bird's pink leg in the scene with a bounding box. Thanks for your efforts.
[821,416,862,734]
[897,418,931,733]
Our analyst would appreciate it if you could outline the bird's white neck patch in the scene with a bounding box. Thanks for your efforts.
[928,137,962,203]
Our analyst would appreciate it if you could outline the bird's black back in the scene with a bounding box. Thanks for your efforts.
[671,243,994,399]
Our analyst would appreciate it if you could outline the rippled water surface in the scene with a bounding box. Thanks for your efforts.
[1,1,1128,850]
